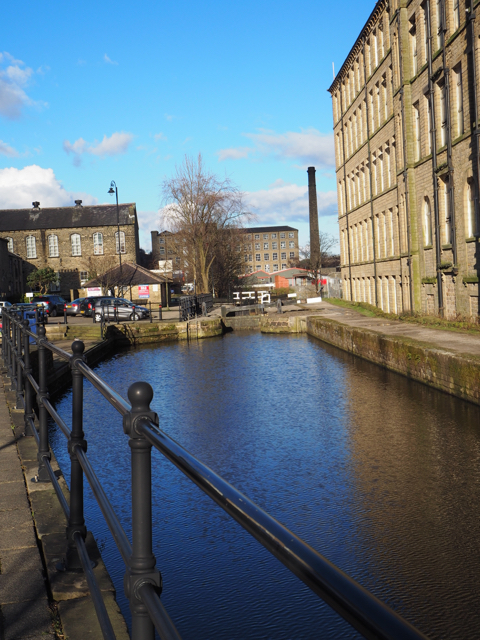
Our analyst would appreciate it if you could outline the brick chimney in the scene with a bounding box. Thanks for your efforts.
[74,200,83,207]
[32,201,40,209]
[307,167,320,267]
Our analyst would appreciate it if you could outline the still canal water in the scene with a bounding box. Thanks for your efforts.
[49,332,480,639]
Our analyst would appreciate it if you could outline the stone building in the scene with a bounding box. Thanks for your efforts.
[329,0,480,318]
[0,201,139,299]
[151,225,300,276]
[0,238,24,300]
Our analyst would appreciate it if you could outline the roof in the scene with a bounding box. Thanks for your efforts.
[0,203,137,232]
[243,226,298,233]
[273,268,312,279]
[84,262,170,288]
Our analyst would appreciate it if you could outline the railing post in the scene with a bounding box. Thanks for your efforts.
[158,305,162,321]
[4,311,10,376]
[11,313,18,391]
[35,325,51,483]
[63,340,88,570]
[123,382,161,640]
[15,315,24,409]
[23,319,35,436]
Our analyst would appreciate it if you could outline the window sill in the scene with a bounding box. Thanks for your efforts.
[466,237,477,243]
[423,245,433,250]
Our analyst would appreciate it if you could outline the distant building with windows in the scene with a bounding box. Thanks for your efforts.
[241,226,299,274]
[151,225,300,277]
[329,0,480,319]
[0,200,139,299]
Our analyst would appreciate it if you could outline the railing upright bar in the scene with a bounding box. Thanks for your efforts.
[137,583,182,640]
[35,325,51,483]
[15,315,24,409]
[124,383,161,640]
[11,313,17,390]
[72,531,117,640]
[23,319,35,437]
[74,445,132,564]
[64,340,88,570]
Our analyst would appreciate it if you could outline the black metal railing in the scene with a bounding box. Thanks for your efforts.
[178,294,213,322]
[0,308,429,640]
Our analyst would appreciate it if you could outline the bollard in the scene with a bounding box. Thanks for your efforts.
[132,305,136,322]
[64,305,67,325]
[159,305,162,321]
[115,304,118,323]
[22,319,35,436]
[35,325,51,483]
[15,314,24,409]
[277,298,283,314]
[202,301,207,317]
[123,382,161,640]
[63,340,88,570]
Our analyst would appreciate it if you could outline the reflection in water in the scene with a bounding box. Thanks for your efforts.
[49,332,480,639]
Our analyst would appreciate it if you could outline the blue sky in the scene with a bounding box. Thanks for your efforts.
[1,0,374,252]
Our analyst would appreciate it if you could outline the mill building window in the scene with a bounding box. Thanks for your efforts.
[26,236,36,259]
[80,271,88,285]
[5,237,13,253]
[115,231,126,254]
[424,198,432,245]
[93,232,104,255]
[466,180,476,238]
[71,234,81,256]
[48,234,59,258]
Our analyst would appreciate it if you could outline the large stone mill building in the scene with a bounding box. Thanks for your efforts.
[329,0,480,318]
[0,200,139,299]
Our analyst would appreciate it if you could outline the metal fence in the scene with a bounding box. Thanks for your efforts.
[1,307,428,640]
[178,294,213,322]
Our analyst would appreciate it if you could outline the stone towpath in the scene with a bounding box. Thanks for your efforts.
[299,300,480,358]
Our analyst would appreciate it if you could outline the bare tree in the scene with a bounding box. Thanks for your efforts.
[292,231,338,290]
[161,154,251,293]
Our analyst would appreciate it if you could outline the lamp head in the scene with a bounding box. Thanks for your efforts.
[108,187,115,195]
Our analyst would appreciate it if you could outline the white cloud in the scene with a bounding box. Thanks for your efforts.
[154,132,166,141]
[217,146,254,161]
[245,179,338,225]
[104,54,118,65]
[164,114,176,121]
[218,128,335,169]
[0,165,98,209]
[0,52,42,120]
[63,132,134,165]
[0,140,19,157]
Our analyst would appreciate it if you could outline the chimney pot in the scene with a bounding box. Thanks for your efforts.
[32,201,40,209]
[74,200,83,207]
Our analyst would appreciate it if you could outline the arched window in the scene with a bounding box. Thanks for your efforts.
[5,237,13,253]
[93,232,104,255]
[26,236,36,259]
[48,234,59,257]
[424,198,432,245]
[71,233,81,256]
[115,231,126,254]
[466,180,476,239]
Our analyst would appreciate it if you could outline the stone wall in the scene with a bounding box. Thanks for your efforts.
[306,316,480,405]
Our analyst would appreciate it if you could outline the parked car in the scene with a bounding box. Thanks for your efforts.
[79,296,115,317]
[65,298,85,316]
[92,298,150,322]
[33,295,67,317]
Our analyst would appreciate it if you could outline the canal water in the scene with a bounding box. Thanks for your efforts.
[48,332,480,639]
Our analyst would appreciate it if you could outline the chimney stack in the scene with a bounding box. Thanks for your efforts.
[307,167,320,268]
[32,201,40,209]
[74,200,83,207]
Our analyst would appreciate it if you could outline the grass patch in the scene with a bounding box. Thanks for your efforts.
[327,298,480,334]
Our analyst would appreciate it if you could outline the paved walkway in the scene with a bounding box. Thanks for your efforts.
[0,373,54,639]
[298,301,480,358]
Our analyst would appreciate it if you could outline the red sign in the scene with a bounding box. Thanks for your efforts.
[138,285,150,298]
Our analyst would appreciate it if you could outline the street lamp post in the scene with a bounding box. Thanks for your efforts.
[108,181,122,295]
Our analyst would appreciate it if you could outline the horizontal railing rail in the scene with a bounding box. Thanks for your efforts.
[0,307,430,640]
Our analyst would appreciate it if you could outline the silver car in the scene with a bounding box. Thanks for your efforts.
[93,298,149,322]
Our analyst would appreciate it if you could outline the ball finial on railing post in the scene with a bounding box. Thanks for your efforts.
[127,381,154,414]
[71,339,85,358]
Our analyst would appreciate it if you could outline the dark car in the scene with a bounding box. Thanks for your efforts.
[33,295,67,317]
[79,296,115,317]
[92,298,149,322]
[65,298,85,316]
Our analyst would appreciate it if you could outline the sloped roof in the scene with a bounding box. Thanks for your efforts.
[84,262,170,288]
[243,226,298,233]
[0,203,137,231]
